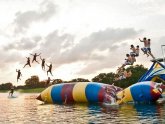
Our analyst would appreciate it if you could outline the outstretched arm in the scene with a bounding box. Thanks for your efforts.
[16,69,18,72]
[30,53,33,56]
[40,56,42,60]
[37,53,41,56]
[139,38,143,42]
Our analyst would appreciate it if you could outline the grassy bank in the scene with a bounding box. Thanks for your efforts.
[0,90,9,93]
[17,88,45,93]
[0,88,45,93]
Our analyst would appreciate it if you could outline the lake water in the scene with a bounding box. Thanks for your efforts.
[0,93,165,124]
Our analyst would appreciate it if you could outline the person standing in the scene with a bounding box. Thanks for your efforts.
[9,85,14,97]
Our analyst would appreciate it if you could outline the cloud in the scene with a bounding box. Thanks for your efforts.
[33,27,142,75]
[3,27,142,77]
[4,36,41,51]
[0,48,22,70]
[14,0,57,33]
[76,42,131,75]
[34,30,75,64]
[2,27,143,77]
[55,28,142,64]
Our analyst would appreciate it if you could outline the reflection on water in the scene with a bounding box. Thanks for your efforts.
[0,93,165,123]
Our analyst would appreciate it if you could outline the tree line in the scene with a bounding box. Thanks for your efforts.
[0,64,148,90]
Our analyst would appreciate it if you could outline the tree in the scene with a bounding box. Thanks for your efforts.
[70,78,89,82]
[92,64,148,88]
[0,82,12,90]
[25,75,40,88]
[92,73,115,84]
[64,78,90,83]
[52,79,63,84]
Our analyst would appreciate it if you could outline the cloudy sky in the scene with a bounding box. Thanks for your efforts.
[0,0,165,85]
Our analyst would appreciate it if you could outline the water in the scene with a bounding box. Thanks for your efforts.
[0,93,165,124]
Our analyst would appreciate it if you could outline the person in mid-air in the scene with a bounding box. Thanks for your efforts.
[16,69,22,82]
[114,70,132,81]
[147,39,155,59]
[135,45,140,57]
[9,85,14,97]
[116,67,125,76]
[46,63,53,76]
[130,44,139,57]
[45,77,54,87]
[139,37,149,57]
[125,54,133,65]
[23,57,31,68]
[30,53,41,64]
[130,54,136,64]
[130,45,136,56]
[40,56,46,70]
[120,54,133,68]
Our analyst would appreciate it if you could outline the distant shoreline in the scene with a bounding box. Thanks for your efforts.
[0,88,45,93]
[1,88,165,95]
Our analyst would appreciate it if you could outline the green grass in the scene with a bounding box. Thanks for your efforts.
[0,90,9,93]
[0,88,45,93]
[17,88,45,93]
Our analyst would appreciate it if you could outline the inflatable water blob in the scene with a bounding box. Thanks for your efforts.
[36,81,163,104]
[117,81,163,104]
[37,60,165,104]
[36,82,122,104]
[114,60,165,104]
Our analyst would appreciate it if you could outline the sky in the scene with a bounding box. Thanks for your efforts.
[0,0,165,85]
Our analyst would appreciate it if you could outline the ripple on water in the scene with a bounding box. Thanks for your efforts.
[0,93,165,123]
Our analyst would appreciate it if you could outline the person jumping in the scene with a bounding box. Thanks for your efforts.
[23,57,31,68]
[30,53,41,64]
[135,45,140,57]
[40,56,46,70]
[46,63,53,76]
[147,39,155,59]
[139,37,149,57]
[16,69,22,82]
[45,77,54,87]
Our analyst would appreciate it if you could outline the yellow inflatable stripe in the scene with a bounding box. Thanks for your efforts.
[72,82,88,102]
[117,87,133,104]
[41,85,53,103]
[123,88,133,102]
